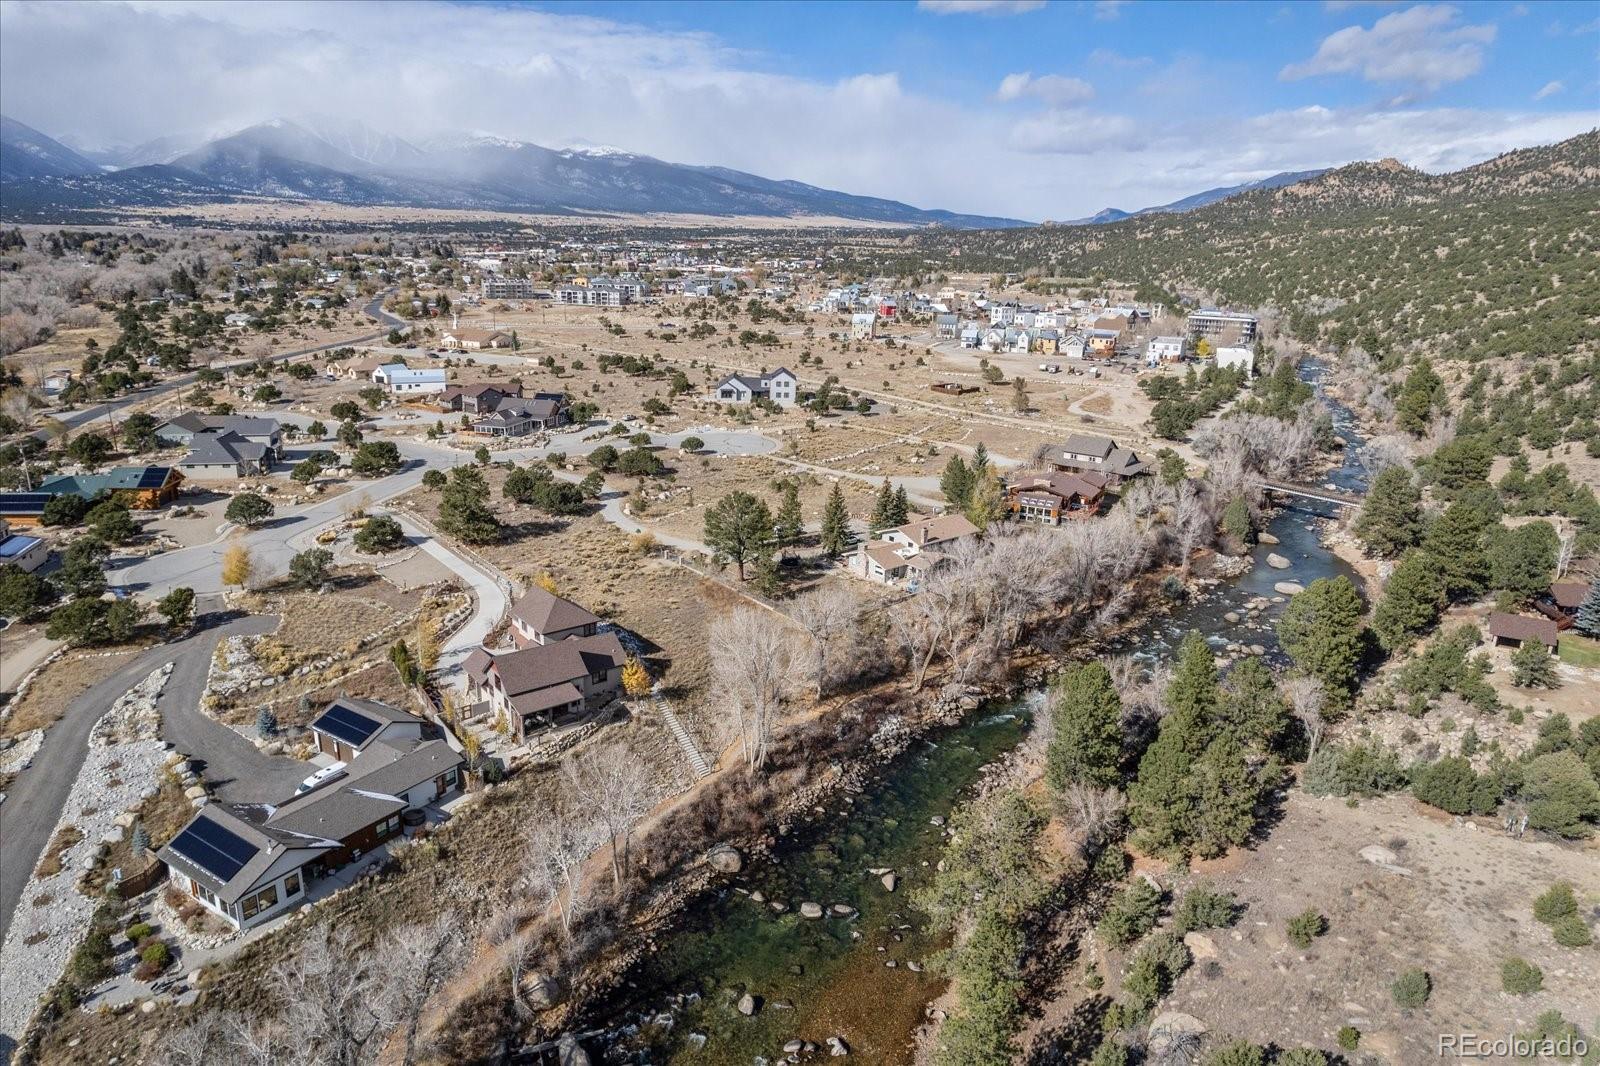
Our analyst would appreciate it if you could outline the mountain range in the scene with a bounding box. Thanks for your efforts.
[1062,169,1331,225]
[0,116,1028,228]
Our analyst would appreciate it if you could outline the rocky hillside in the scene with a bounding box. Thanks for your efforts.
[917,131,1600,361]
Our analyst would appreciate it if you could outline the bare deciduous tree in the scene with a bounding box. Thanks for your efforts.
[525,800,604,936]
[1282,674,1328,760]
[709,607,801,771]
[789,583,861,698]
[1057,783,1127,854]
[564,744,655,891]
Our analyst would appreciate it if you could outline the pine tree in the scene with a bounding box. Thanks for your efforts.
[703,490,773,580]
[1189,737,1271,858]
[1277,576,1366,707]
[820,483,851,557]
[940,454,974,508]
[1372,550,1446,650]
[774,482,804,556]
[869,479,895,535]
[1421,501,1489,601]
[130,822,151,854]
[1395,359,1442,435]
[1165,631,1221,747]
[1576,581,1600,637]
[1354,466,1423,558]
[1044,663,1124,791]
[1511,641,1558,688]
[890,485,910,526]
[964,470,1006,531]
[972,441,990,475]
[1129,727,1195,857]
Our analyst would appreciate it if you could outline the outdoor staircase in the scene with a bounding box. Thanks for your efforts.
[652,688,713,779]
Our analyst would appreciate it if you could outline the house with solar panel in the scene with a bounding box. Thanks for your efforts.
[309,696,427,764]
[0,466,181,527]
[158,699,464,932]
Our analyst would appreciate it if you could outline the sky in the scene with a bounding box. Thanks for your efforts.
[1,0,1596,220]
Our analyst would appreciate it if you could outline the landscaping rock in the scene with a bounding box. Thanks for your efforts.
[183,785,208,800]
[827,1036,851,1056]
[880,872,897,893]
[800,902,824,919]
[737,992,759,1016]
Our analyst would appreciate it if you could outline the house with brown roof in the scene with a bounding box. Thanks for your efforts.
[1041,434,1147,486]
[848,512,980,586]
[329,355,389,380]
[1487,612,1559,649]
[157,700,462,932]
[464,631,626,740]
[508,586,601,648]
[438,382,522,414]
[1005,470,1108,525]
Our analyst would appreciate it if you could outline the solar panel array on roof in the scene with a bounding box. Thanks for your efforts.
[0,494,52,513]
[136,467,171,489]
[169,815,258,882]
[313,702,382,747]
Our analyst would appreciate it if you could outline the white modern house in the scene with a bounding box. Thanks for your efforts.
[373,364,448,396]
[851,312,877,340]
[1146,336,1186,365]
[714,367,799,406]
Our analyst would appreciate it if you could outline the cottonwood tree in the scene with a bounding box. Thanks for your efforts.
[525,801,604,937]
[1281,675,1328,761]
[789,583,861,698]
[709,606,800,771]
[564,745,654,891]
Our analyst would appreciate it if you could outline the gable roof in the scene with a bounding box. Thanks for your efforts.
[179,431,269,467]
[510,586,601,635]
[1487,612,1559,647]
[479,632,626,697]
[310,697,422,751]
[1550,580,1590,609]
[892,512,980,548]
[159,804,335,904]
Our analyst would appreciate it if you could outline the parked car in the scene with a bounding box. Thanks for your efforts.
[294,761,347,795]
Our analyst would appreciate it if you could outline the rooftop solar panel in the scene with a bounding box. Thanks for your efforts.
[0,494,53,512]
[169,815,257,883]
[137,467,171,488]
[313,703,381,747]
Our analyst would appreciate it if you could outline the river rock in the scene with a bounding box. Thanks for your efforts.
[800,902,824,919]
[1266,553,1291,569]
[1258,532,1280,544]
[1273,581,1305,596]
[880,872,897,892]
[737,992,759,1016]
[557,1033,591,1066]
[707,844,743,875]
[1223,611,1241,624]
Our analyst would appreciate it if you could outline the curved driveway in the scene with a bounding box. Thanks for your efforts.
[0,598,299,947]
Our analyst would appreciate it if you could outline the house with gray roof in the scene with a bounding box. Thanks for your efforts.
[175,431,274,479]
[713,367,798,407]
[156,414,282,457]
[158,701,462,932]
[1041,434,1148,486]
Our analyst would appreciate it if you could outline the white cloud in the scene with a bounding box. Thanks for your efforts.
[917,0,1045,14]
[1281,4,1496,91]
[1093,0,1130,19]
[0,0,1592,222]
[996,72,1096,106]
[1533,80,1564,100]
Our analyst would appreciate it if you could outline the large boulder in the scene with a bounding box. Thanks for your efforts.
[880,872,897,893]
[1266,553,1291,569]
[800,902,824,919]
[706,844,743,875]
[737,992,759,1016]
[1274,581,1305,596]
[557,1034,591,1066]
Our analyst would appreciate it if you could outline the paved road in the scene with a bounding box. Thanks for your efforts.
[0,600,294,947]
[29,292,398,440]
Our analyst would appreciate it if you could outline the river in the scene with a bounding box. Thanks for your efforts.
[584,361,1371,1065]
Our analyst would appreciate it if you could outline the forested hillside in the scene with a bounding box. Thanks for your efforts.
[916,132,1600,362]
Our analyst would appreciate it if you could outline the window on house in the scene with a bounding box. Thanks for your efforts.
[241,885,279,920]
[284,872,302,897]
[591,670,607,684]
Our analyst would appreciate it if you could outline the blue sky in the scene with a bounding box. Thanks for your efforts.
[2,0,1596,219]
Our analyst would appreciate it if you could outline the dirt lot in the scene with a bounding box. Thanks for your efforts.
[1,646,144,740]
[1147,792,1600,1061]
